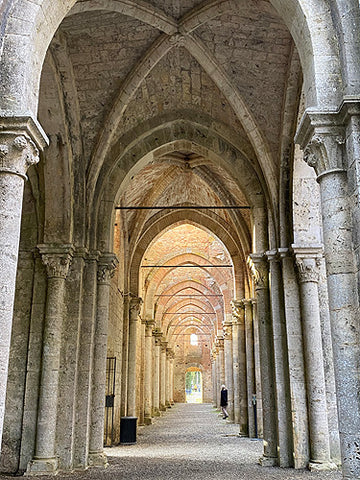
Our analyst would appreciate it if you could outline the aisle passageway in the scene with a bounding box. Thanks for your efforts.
[1,2,360,479]
[0,404,341,480]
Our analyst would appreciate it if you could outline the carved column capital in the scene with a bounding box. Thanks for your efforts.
[223,322,232,340]
[215,336,224,350]
[161,340,168,352]
[230,299,244,323]
[145,319,155,336]
[0,117,48,179]
[292,246,323,284]
[241,298,252,308]
[97,254,118,284]
[129,295,142,320]
[38,244,74,279]
[248,254,269,290]
[295,110,346,177]
[0,133,39,179]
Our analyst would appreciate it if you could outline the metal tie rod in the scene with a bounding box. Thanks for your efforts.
[162,312,216,315]
[155,294,223,297]
[141,264,232,268]
[115,205,250,210]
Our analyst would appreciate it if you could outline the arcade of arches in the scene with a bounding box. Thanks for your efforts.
[0,1,360,479]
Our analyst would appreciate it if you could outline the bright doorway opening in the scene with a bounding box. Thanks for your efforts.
[185,368,203,403]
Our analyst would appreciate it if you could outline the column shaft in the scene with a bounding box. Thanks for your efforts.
[27,246,73,474]
[267,252,293,467]
[318,171,360,478]
[243,300,256,438]
[88,255,117,467]
[73,254,97,469]
[0,126,45,455]
[223,324,233,420]
[295,254,334,469]
[160,341,167,411]
[126,296,142,417]
[144,321,154,424]
[230,319,240,424]
[249,255,277,466]
[152,331,161,416]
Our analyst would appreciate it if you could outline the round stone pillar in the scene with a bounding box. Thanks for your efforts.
[144,320,155,424]
[27,245,74,474]
[300,127,360,478]
[167,348,175,405]
[249,254,278,466]
[294,248,336,470]
[223,321,234,420]
[160,340,167,411]
[88,254,118,467]
[152,329,162,416]
[126,295,142,417]
[231,300,248,434]
[230,310,240,425]
[217,337,225,387]
[0,121,47,455]
[243,299,256,438]
[165,348,171,407]
[210,354,217,407]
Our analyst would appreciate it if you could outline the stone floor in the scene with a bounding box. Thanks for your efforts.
[1,403,342,479]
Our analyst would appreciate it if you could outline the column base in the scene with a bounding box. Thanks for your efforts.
[259,455,278,467]
[160,404,167,411]
[152,408,161,416]
[308,461,338,472]
[26,457,58,475]
[144,416,153,425]
[88,451,108,468]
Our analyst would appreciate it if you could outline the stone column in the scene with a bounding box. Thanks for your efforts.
[214,346,221,407]
[211,354,217,407]
[267,250,293,467]
[160,340,167,411]
[169,350,174,404]
[217,337,225,387]
[73,251,98,469]
[231,300,248,434]
[230,310,240,425]
[243,299,256,438]
[152,329,162,416]
[223,321,234,420]
[88,254,118,467]
[0,121,47,455]
[144,320,155,425]
[165,348,172,407]
[294,247,336,470]
[278,248,308,467]
[27,245,74,474]
[299,124,360,478]
[126,295,142,417]
[251,299,263,437]
[249,254,278,466]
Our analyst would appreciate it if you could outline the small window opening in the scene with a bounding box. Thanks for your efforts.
[190,333,198,345]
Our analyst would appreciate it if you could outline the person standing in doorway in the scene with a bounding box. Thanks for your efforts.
[220,385,229,419]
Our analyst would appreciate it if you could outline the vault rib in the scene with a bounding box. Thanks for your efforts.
[67,0,178,34]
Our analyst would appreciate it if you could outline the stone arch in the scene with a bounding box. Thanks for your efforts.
[130,212,247,297]
[92,119,266,253]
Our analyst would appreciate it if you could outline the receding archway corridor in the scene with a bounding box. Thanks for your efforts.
[1,1,360,479]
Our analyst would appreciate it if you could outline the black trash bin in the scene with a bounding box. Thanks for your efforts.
[120,416,137,444]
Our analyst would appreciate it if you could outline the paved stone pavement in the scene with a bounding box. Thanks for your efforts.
[1,403,342,479]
